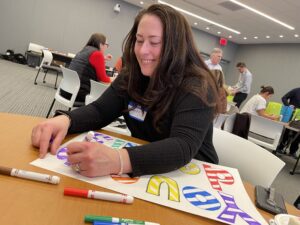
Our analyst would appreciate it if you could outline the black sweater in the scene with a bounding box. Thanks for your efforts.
[66,76,218,176]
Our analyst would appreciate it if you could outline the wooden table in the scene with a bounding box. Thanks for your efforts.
[0,113,298,225]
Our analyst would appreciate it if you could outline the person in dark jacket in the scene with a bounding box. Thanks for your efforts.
[31,4,221,177]
[276,87,300,158]
[67,33,113,102]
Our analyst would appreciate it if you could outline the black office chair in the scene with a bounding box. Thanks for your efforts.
[34,49,61,89]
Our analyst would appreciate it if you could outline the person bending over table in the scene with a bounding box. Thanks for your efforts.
[31,4,221,177]
[240,85,279,121]
[65,33,113,103]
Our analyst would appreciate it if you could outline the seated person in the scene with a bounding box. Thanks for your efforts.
[31,4,221,178]
[67,33,113,102]
[276,87,300,157]
[240,85,279,120]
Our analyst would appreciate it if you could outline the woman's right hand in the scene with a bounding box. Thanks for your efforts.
[31,115,70,158]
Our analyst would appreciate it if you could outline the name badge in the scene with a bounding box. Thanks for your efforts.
[128,101,147,122]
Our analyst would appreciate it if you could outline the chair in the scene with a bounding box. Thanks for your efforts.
[223,113,237,133]
[226,103,239,114]
[248,114,284,151]
[28,43,45,53]
[227,95,234,103]
[292,108,300,120]
[85,80,109,105]
[265,101,282,116]
[213,128,285,187]
[46,67,84,118]
[213,114,229,129]
[34,49,61,89]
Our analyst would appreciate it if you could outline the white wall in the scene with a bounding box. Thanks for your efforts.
[226,44,300,103]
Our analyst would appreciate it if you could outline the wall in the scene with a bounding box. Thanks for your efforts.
[226,44,300,103]
[0,0,139,66]
[0,0,238,68]
[192,28,238,74]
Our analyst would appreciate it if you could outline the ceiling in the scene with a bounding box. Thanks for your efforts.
[122,0,300,44]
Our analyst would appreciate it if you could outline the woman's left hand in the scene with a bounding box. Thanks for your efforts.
[66,141,121,177]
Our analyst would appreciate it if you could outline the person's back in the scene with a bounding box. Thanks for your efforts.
[67,33,112,102]
[69,46,98,102]
[241,94,265,116]
[282,87,300,109]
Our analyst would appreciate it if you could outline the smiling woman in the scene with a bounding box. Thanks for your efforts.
[134,14,163,77]
[31,4,221,178]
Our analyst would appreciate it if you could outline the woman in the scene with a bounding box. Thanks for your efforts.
[68,33,113,102]
[241,85,279,120]
[31,4,221,177]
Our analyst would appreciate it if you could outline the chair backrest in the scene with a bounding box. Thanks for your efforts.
[40,49,53,67]
[55,67,81,108]
[265,101,283,116]
[28,43,45,53]
[213,128,285,187]
[85,80,109,105]
[292,108,300,120]
[248,114,284,150]
[223,113,237,133]
[213,114,229,129]
[227,95,234,103]
[227,104,239,114]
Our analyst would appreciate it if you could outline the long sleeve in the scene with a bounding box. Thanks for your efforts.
[89,51,111,83]
[234,70,252,94]
[65,76,217,177]
[126,92,216,176]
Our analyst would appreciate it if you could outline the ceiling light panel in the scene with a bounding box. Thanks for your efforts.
[229,0,295,30]
[158,0,241,34]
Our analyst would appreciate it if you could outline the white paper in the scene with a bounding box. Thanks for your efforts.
[31,132,267,225]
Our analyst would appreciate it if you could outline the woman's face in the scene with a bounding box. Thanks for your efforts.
[134,14,163,77]
[99,41,109,53]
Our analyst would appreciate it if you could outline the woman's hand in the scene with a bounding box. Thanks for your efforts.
[67,142,132,177]
[105,54,113,61]
[31,115,70,158]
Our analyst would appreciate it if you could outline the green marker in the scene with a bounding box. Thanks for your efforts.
[84,215,160,225]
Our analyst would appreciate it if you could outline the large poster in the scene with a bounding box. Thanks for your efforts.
[31,131,267,225]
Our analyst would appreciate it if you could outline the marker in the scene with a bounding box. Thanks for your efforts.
[0,165,60,184]
[64,188,134,204]
[93,222,146,225]
[85,215,160,225]
[93,222,130,225]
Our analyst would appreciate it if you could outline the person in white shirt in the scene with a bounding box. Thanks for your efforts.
[231,62,252,108]
[241,85,279,120]
[205,48,223,71]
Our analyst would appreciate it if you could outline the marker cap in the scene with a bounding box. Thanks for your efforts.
[64,187,88,197]
[51,176,60,184]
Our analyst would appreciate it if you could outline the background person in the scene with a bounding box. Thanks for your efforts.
[240,85,279,120]
[205,48,223,71]
[31,4,221,178]
[276,87,300,158]
[67,33,113,103]
[231,62,252,108]
[282,87,300,109]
